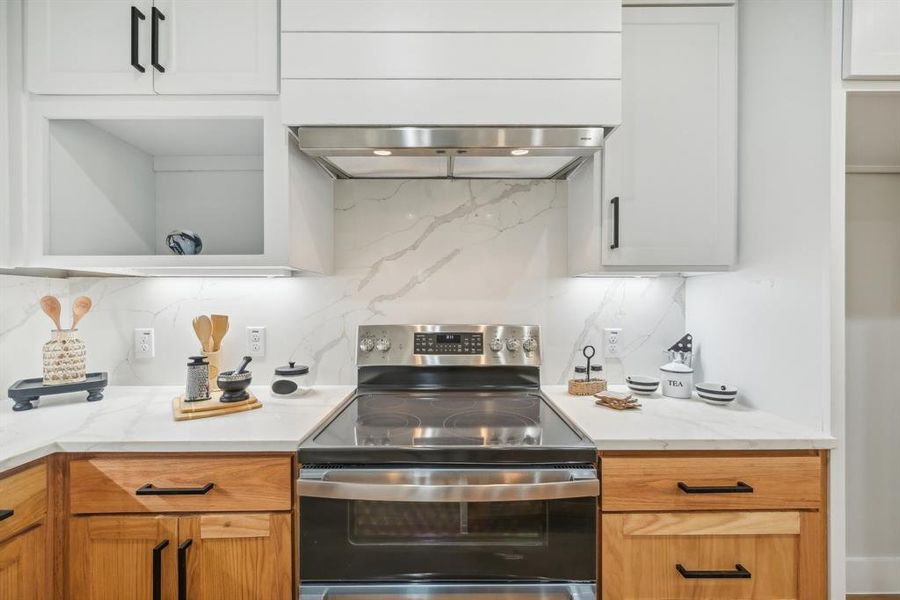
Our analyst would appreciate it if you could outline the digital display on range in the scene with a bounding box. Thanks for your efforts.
[414,332,483,355]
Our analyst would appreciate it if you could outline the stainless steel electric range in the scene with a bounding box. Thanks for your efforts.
[297,325,598,600]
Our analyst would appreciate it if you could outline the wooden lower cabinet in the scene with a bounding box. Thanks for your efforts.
[181,513,293,600]
[601,511,823,599]
[68,513,292,600]
[69,515,178,599]
[0,525,47,600]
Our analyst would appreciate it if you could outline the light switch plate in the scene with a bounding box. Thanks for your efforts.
[247,326,266,357]
[134,328,155,358]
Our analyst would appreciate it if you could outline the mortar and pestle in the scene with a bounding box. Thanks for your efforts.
[217,355,253,403]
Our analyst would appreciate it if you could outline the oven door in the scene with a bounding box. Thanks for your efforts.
[297,467,598,584]
[299,583,596,600]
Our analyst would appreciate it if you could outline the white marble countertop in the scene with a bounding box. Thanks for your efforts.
[544,385,836,451]
[0,385,355,473]
[1,383,836,474]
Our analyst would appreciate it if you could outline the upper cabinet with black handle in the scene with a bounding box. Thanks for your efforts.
[568,3,737,275]
[26,0,278,95]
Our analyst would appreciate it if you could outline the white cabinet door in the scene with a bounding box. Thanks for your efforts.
[152,0,278,94]
[26,0,155,94]
[600,6,736,267]
[843,0,900,79]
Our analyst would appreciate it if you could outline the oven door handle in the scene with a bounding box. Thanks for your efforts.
[297,469,599,502]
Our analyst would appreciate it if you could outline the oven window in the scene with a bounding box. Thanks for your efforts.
[349,501,548,546]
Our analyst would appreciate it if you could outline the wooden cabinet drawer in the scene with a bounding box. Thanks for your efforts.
[69,456,292,514]
[0,463,47,542]
[600,454,822,511]
[602,511,820,599]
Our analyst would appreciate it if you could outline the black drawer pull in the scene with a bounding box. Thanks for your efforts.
[152,539,169,600]
[178,539,192,600]
[151,7,165,72]
[677,481,753,494]
[0,509,13,521]
[677,563,751,579]
[130,6,146,73]
[136,482,214,496]
[609,196,620,250]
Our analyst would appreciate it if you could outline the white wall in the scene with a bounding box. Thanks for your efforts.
[685,0,832,431]
[48,120,157,256]
[0,180,685,392]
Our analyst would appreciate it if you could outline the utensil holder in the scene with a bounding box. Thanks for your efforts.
[202,350,221,391]
[42,329,87,385]
[567,378,607,396]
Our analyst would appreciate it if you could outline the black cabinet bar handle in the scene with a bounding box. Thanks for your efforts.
[609,196,620,250]
[677,481,753,494]
[677,563,751,579]
[0,509,13,522]
[151,7,165,72]
[177,539,192,600]
[136,482,214,496]
[152,539,169,600]
[130,6,146,73]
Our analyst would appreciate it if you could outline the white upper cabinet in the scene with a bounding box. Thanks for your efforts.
[26,0,155,94]
[843,0,900,79]
[569,5,737,274]
[152,0,278,94]
[280,0,622,126]
[25,0,278,95]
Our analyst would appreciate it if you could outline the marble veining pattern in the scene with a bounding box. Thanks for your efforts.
[0,180,685,391]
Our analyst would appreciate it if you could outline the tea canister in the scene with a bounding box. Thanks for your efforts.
[271,362,310,398]
[660,359,694,399]
[42,329,87,384]
[185,356,211,401]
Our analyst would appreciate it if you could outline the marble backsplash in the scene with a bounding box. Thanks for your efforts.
[1,180,685,392]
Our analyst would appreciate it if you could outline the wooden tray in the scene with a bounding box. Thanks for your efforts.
[172,391,261,421]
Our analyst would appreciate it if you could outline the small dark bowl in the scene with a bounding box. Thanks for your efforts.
[217,370,252,403]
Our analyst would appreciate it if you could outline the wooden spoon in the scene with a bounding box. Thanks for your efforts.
[192,315,212,352]
[71,296,93,329]
[210,314,229,351]
[40,295,62,330]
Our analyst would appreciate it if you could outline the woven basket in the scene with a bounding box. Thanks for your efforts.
[567,378,607,396]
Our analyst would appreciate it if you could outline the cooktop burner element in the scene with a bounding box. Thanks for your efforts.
[299,325,596,465]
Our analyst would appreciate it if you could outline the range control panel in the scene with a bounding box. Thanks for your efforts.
[356,324,541,367]
[414,332,483,355]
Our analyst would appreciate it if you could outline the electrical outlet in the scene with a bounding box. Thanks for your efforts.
[603,327,622,358]
[134,328,155,358]
[247,326,266,357]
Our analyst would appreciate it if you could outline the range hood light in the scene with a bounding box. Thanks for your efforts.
[510,149,530,156]
[373,149,392,156]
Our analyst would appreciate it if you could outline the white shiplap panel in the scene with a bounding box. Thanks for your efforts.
[282,33,620,79]
[281,79,622,125]
[282,0,621,32]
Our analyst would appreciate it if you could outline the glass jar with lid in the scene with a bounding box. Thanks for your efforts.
[271,361,310,398]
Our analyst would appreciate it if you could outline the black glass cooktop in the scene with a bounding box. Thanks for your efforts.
[299,391,596,465]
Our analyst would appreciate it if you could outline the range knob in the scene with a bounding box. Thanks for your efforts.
[375,337,391,352]
[506,337,521,352]
[489,338,504,352]
[522,338,538,353]
[359,337,375,352]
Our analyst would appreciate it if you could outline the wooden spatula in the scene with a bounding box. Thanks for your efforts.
[192,315,213,352]
[210,314,229,351]
[40,295,62,330]
[71,296,93,329]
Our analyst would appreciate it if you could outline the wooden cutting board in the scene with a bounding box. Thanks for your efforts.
[172,391,261,421]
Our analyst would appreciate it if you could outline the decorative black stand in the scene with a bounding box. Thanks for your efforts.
[7,372,108,412]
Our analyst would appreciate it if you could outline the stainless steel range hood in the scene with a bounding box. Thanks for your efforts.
[291,126,608,180]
